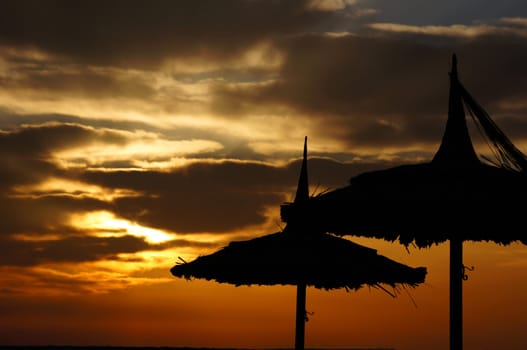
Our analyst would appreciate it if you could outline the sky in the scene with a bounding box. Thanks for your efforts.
[1,0,527,349]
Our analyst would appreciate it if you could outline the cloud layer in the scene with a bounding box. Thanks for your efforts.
[1,0,527,297]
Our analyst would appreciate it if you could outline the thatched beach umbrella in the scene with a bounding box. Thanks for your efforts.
[171,137,427,350]
[281,55,527,350]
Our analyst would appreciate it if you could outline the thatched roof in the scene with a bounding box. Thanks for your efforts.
[172,137,427,350]
[284,161,527,247]
[281,55,527,248]
[171,229,426,291]
[172,137,426,291]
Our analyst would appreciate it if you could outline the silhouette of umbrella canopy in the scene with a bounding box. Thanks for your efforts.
[281,55,527,350]
[171,229,426,290]
[171,137,427,350]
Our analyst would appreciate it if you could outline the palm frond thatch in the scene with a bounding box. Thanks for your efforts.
[171,230,426,291]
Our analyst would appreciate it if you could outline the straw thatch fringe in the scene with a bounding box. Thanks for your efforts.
[171,231,426,290]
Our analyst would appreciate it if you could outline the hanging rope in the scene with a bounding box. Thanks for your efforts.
[459,81,527,173]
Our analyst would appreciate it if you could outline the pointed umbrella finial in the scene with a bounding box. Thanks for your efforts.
[294,136,309,203]
[432,53,480,166]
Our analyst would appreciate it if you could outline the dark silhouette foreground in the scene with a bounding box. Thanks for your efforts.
[171,137,426,350]
[281,55,527,350]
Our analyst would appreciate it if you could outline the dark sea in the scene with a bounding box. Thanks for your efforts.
[0,347,395,350]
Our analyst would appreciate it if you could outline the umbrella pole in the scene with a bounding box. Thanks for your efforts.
[295,282,306,350]
[450,238,463,350]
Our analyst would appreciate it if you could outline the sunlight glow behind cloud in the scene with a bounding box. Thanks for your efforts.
[72,211,175,244]
[54,136,223,168]
[10,178,142,201]
[307,0,357,12]
[368,18,527,38]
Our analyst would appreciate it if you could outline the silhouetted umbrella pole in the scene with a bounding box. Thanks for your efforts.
[172,137,427,350]
[293,138,308,350]
[282,55,527,350]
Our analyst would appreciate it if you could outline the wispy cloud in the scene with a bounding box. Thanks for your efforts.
[367,16,527,39]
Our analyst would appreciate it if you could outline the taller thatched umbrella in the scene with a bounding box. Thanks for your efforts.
[171,137,427,350]
[281,55,527,350]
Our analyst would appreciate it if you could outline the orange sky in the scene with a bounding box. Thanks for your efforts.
[1,1,527,349]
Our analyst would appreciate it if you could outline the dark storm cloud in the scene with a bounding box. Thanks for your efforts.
[82,161,292,233]
[0,109,298,164]
[2,0,527,154]
[359,0,527,26]
[0,121,401,266]
[0,114,372,239]
[81,156,395,234]
[0,121,130,191]
[0,61,156,99]
[0,195,111,236]
[0,135,381,267]
[0,122,128,156]
[0,0,336,68]
[0,194,230,266]
[0,122,129,252]
[210,33,449,145]
[0,234,151,266]
[212,30,527,149]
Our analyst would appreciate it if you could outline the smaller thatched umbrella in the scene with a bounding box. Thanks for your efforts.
[171,137,427,350]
